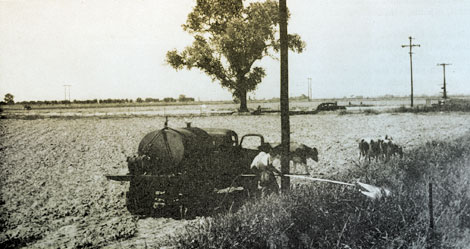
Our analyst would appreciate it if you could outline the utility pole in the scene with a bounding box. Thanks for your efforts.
[402,36,420,107]
[63,85,71,102]
[307,77,312,101]
[279,0,290,192]
[437,63,451,99]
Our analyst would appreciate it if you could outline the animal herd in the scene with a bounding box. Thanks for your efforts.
[359,135,404,162]
[256,134,404,172]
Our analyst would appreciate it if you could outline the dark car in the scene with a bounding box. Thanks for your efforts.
[316,102,346,111]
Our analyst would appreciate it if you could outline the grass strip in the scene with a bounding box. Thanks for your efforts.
[162,133,470,248]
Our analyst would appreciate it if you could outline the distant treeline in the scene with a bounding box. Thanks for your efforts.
[4,96,195,105]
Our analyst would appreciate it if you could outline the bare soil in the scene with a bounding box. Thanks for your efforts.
[1,112,469,248]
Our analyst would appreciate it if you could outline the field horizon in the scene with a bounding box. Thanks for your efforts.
[2,96,470,120]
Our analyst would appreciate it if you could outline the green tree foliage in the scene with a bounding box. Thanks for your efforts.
[4,93,14,104]
[166,0,305,112]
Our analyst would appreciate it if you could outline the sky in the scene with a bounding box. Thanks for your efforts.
[1,0,469,102]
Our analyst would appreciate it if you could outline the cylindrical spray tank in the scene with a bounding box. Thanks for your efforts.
[132,127,214,175]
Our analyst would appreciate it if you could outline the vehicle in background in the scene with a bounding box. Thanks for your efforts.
[316,102,347,111]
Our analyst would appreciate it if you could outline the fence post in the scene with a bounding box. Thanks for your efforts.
[427,182,435,249]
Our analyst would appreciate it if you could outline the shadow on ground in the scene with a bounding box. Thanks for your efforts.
[126,187,255,220]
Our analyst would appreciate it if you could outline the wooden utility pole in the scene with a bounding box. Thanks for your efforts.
[307,77,312,101]
[63,85,71,101]
[437,63,451,99]
[402,36,420,107]
[279,0,290,192]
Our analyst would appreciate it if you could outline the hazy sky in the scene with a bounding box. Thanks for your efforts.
[1,0,469,101]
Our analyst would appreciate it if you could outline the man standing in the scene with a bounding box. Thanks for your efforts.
[250,145,282,197]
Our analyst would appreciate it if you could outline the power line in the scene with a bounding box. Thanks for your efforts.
[437,63,451,99]
[401,36,420,107]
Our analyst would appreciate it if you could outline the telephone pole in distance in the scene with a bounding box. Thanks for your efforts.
[437,63,451,99]
[402,36,420,107]
[63,85,71,101]
[307,77,312,101]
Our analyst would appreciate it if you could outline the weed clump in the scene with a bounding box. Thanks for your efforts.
[338,110,353,115]
[392,101,470,113]
[363,109,380,115]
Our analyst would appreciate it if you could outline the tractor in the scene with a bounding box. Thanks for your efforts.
[106,122,266,217]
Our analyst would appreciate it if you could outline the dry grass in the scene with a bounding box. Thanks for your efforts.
[161,134,470,248]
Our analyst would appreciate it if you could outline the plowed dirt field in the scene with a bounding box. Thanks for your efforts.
[1,112,469,248]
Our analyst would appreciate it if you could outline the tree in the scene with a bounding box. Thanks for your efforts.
[4,93,14,104]
[166,0,304,112]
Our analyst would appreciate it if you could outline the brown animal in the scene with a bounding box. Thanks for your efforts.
[271,142,318,163]
[369,139,383,162]
[359,138,384,162]
[269,142,318,175]
[360,135,404,162]
[359,139,370,161]
[383,141,403,161]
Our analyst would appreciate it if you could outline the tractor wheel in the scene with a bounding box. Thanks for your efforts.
[126,178,156,215]
[126,178,186,218]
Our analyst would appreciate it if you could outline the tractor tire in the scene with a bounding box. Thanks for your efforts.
[126,178,156,215]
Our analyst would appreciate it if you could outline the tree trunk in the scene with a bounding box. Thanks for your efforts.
[238,89,249,112]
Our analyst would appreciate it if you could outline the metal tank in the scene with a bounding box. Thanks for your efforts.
[129,126,214,176]
[106,122,263,216]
